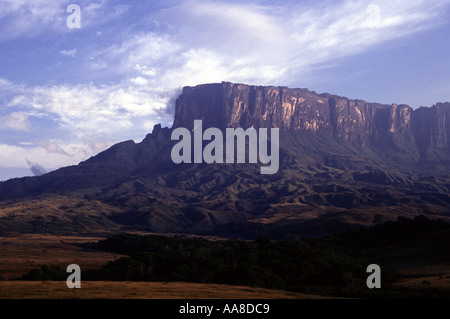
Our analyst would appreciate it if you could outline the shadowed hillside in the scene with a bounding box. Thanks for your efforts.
[0,82,448,237]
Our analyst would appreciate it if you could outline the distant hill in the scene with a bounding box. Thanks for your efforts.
[0,82,449,237]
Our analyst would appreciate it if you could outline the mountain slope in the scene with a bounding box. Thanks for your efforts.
[0,82,449,237]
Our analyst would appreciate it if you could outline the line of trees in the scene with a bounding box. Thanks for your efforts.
[86,234,371,296]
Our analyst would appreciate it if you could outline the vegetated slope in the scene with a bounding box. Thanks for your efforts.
[0,82,449,237]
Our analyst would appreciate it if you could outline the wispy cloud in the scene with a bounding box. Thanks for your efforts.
[39,140,69,155]
[0,0,64,40]
[0,0,128,41]
[153,0,449,84]
[284,0,448,69]
[1,112,30,131]
[26,158,46,176]
[91,0,450,89]
[0,139,109,172]
[7,81,168,139]
[60,49,77,57]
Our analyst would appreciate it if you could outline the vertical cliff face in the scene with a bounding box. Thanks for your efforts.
[173,83,227,130]
[173,82,334,133]
[411,103,450,160]
[173,82,449,163]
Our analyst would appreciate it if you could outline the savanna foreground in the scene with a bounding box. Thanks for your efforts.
[0,281,319,299]
[0,234,322,299]
[1,216,450,299]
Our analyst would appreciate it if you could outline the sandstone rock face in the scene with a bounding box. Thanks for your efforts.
[411,103,450,161]
[174,82,449,162]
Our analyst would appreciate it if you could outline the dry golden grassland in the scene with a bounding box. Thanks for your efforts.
[0,234,321,299]
[391,265,450,291]
[1,234,449,299]
[0,281,320,299]
[0,234,122,280]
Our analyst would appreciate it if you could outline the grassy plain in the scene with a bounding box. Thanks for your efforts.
[1,231,450,299]
[0,281,319,299]
[0,234,321,299]
[0,234,122,280]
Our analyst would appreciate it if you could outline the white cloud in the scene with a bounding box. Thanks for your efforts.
[1,112,30,131]
[0,0,64,40]
[0,77,23,94]
[60,49,77,57]
[131,76,148,86]
[0,138,113,173]
[103,0,450,89]
[18,142,34,146]
[0,0,128,41]
[284,0,447,69]
[0,143,68,170]
[6,81,170,141]
[39,140,69,155]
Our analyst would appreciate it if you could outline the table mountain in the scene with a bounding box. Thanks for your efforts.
[0,82,449,238]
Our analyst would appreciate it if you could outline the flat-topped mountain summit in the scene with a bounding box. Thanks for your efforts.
[174,82,449,163]
[0,82,449,238]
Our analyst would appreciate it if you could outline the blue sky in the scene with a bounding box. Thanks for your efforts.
[1,0,450,181]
